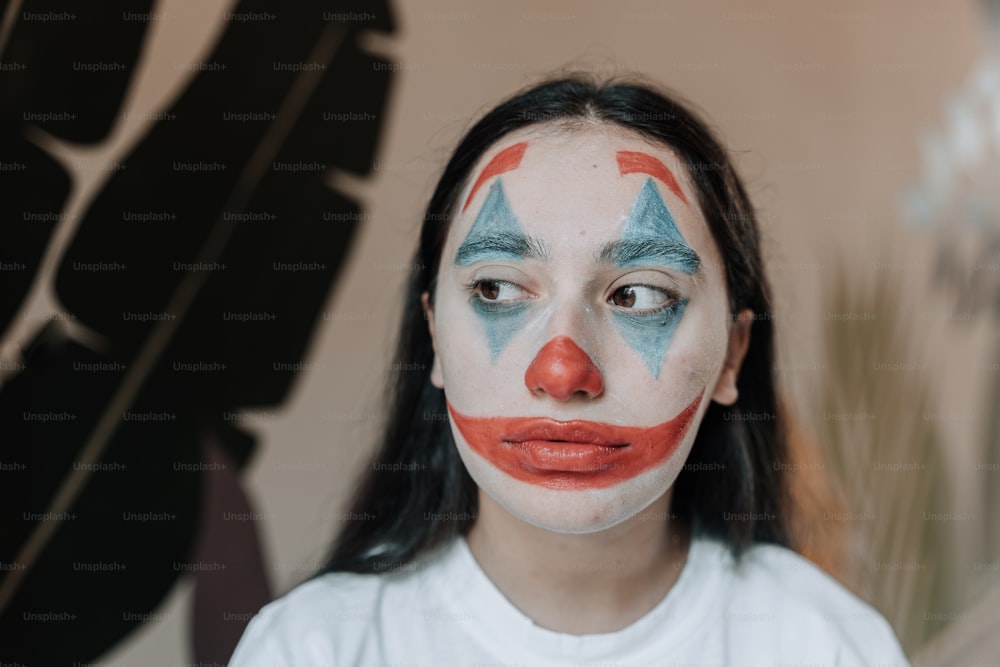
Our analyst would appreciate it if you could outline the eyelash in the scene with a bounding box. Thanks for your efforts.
[464,279,530,312]
[464,279,681,316]
[608,284,681,316]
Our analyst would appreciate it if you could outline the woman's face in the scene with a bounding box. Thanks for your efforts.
[426,125,750,534]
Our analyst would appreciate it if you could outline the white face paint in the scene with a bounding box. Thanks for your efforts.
[425,125,744,534]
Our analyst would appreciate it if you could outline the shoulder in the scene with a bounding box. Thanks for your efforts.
[702,538,909,665]
[257,567,391,626]
[228,562,431,666]
[729,541,887,626]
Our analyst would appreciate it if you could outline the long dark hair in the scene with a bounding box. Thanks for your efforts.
[321,76,792,575]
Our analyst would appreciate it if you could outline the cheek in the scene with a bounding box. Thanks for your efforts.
[432,291,527,391]
[671,330,725,386]
[608,302,687,380]
[601,300,728,400]
[668,293,730,373]
[469,303,532,363]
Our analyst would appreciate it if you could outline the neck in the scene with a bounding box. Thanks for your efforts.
[465,489,690,635]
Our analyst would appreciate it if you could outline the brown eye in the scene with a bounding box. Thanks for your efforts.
[611,286,636,308]
[468,279,532,307]
[609,285,675,312]
[478,280,501,300]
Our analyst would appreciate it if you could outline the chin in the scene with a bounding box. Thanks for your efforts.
[458,444,686,534]
[503,488,647,534]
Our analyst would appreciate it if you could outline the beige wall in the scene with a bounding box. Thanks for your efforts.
[33,0,988,662]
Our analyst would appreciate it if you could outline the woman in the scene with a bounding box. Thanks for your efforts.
[230,77,909,665]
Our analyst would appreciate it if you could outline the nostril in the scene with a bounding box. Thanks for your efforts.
[524,336,604,400]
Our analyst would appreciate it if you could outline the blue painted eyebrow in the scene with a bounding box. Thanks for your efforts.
[596,238,702,275]
[605,176,702,275]
[454,179,549,266]
[454,231,549,266]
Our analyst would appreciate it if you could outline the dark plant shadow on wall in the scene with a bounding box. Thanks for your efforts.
[0,1,394,664]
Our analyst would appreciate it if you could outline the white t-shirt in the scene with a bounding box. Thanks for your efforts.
[230,535,910,666]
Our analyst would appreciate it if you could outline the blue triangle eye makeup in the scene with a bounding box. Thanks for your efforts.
[608,177,699,379]
[454,180,545,267]
[455,179,535,361]
[615,178,700,274]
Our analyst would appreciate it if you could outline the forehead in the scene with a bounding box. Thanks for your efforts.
[451,127,706,251]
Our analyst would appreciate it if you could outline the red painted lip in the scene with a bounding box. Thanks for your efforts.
[446,388,704,490]
[504,421,629,447]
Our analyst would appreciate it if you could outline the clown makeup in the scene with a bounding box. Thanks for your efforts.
[604,171,701,379]
[455,179,541,361]
[426,127,744,534]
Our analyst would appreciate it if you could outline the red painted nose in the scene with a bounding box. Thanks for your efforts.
[524,336,604,400]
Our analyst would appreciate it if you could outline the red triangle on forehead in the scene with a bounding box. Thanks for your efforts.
[616,150,688,205]
[461,142,528,212]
